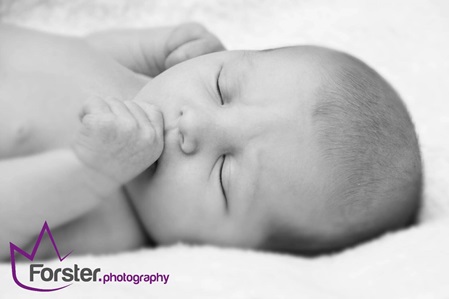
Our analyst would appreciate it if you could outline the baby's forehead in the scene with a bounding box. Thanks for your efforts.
[222,49,323,114]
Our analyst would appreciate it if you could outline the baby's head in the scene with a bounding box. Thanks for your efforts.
[128,46,422,255]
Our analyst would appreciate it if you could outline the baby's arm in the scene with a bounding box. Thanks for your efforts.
[0,97,163,260]
[85,23,225,77]
[0,150,115,259]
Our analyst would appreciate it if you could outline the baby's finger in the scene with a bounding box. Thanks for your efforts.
[103,97,133,119]
[165,38,223,69]
[80,113,115,131]
[134,101,164,140]
[124,101,151,128]
[79,96,111,121]
[165,23,208,55]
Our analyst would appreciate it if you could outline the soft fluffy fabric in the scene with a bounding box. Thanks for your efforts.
[0,0,448,298]
[2,219,449,298]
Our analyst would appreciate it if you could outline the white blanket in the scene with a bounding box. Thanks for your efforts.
[1,0,448,298]
[2,218,449,298]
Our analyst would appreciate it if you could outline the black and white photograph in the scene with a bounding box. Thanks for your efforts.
[0,0,448,298]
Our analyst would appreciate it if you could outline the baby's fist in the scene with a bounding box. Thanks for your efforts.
[73,96,164,186]
[165,22,225,69]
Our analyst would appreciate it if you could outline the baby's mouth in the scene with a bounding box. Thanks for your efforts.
[164,119,179,136]
[151,110,181,174]
[163,113,182,150]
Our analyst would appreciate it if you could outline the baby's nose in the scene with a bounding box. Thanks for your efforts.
[177,106,220,155]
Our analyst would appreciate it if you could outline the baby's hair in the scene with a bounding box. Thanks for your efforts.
[264,47,422,255]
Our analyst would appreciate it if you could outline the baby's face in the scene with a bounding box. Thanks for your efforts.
[129,48,335,249]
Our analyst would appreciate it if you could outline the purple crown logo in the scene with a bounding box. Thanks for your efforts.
[10,221,73,292]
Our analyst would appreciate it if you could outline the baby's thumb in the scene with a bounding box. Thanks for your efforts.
[135,101,164,143]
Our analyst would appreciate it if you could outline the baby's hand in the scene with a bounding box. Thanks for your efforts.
[73,96,164,186]
[164,23,225,69]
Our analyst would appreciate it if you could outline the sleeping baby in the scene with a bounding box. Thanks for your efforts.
[0,23,421,260]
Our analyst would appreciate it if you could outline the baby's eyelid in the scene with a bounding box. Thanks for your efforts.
[219,155,229,210]
[216,66,224,105]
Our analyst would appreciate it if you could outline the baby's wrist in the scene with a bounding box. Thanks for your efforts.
[81,165,122,199]
[71,151,122,198]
